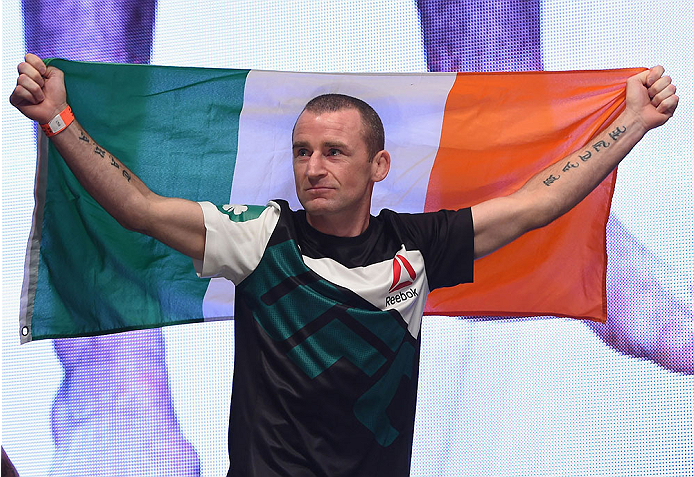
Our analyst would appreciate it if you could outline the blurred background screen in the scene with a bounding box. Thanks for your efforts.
[2,1,692,476]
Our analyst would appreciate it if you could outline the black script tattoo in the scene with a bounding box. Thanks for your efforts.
[579,151,592,162]
[78,130,90,143]
[94,145,106,158]
[608,125,627,141]
[543,174,560,186]
[592,140,610,152]
[122,169,131,182]
[109,155,120,169]
[562,161,580,172]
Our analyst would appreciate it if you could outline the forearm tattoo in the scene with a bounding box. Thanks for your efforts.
[542,174,560,186]
[543,125,627,186]
[80,129,133,183]
[109,154,132,182]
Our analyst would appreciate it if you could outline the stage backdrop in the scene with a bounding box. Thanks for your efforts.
[2,1,692,476]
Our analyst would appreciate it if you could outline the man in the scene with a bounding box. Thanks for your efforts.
[11,53,678,476]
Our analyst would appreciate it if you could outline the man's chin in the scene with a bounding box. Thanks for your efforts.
[299,196,334,215]
[303,204,334,217]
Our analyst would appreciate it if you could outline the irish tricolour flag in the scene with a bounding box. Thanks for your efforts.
[19,59,639,342]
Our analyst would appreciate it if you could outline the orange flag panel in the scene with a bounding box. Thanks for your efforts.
[424,69,645,322]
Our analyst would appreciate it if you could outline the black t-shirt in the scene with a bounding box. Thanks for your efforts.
[196,199,474,476]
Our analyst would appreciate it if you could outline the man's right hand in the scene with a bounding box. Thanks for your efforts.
[9,53,207,261]
[10,53,68,124]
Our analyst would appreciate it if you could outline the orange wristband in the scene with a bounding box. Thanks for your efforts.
[40,105,74,137]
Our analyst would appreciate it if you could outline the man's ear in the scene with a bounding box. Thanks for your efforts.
[371,150,390,182]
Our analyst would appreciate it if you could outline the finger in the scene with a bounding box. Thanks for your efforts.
[17,61,45,88]
[24,53,47,76]
[16,73,45,103]
[656,94,679,116]
[651,83,677,108]
[645,65,665,88]
[647,75,672,97]
[9,84,39,107]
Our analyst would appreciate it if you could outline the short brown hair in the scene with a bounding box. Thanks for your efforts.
[298,94,385,160]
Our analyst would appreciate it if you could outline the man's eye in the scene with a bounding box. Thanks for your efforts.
[297,149,309,156]
[328,148,341,156]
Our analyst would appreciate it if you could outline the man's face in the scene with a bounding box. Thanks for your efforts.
[292,108,388,224]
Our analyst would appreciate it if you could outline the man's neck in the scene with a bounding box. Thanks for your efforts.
[305,211,371,237]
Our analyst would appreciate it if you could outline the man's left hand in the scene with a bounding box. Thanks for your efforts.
[626,66,679,132]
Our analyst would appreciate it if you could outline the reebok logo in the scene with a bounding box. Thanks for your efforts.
[389,254,416,293]
[385,288,418,307]
[386,254,418,307]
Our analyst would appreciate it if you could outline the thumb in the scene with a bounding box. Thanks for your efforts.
[44,64,65,82]
[628,68,650,89]
[628,66,663,90]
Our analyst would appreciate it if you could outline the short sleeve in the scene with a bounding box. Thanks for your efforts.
[194,201,281,284]
[395,208,474,290]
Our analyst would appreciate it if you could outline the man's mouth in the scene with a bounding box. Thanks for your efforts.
[306,186,333,193]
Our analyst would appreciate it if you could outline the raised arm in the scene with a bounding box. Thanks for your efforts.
[471,66,679,259]
[10,54,205,260]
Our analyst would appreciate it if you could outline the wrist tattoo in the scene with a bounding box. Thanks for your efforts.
[78,130,90,143]
[94,145,106,158]
[608,125,627,141]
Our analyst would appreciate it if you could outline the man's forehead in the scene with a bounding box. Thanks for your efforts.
[295,107,361,126]
[292,108,365,141]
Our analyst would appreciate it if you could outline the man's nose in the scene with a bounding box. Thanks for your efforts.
[305,152,327,179]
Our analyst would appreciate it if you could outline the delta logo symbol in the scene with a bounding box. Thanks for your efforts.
[389,254,416,293]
